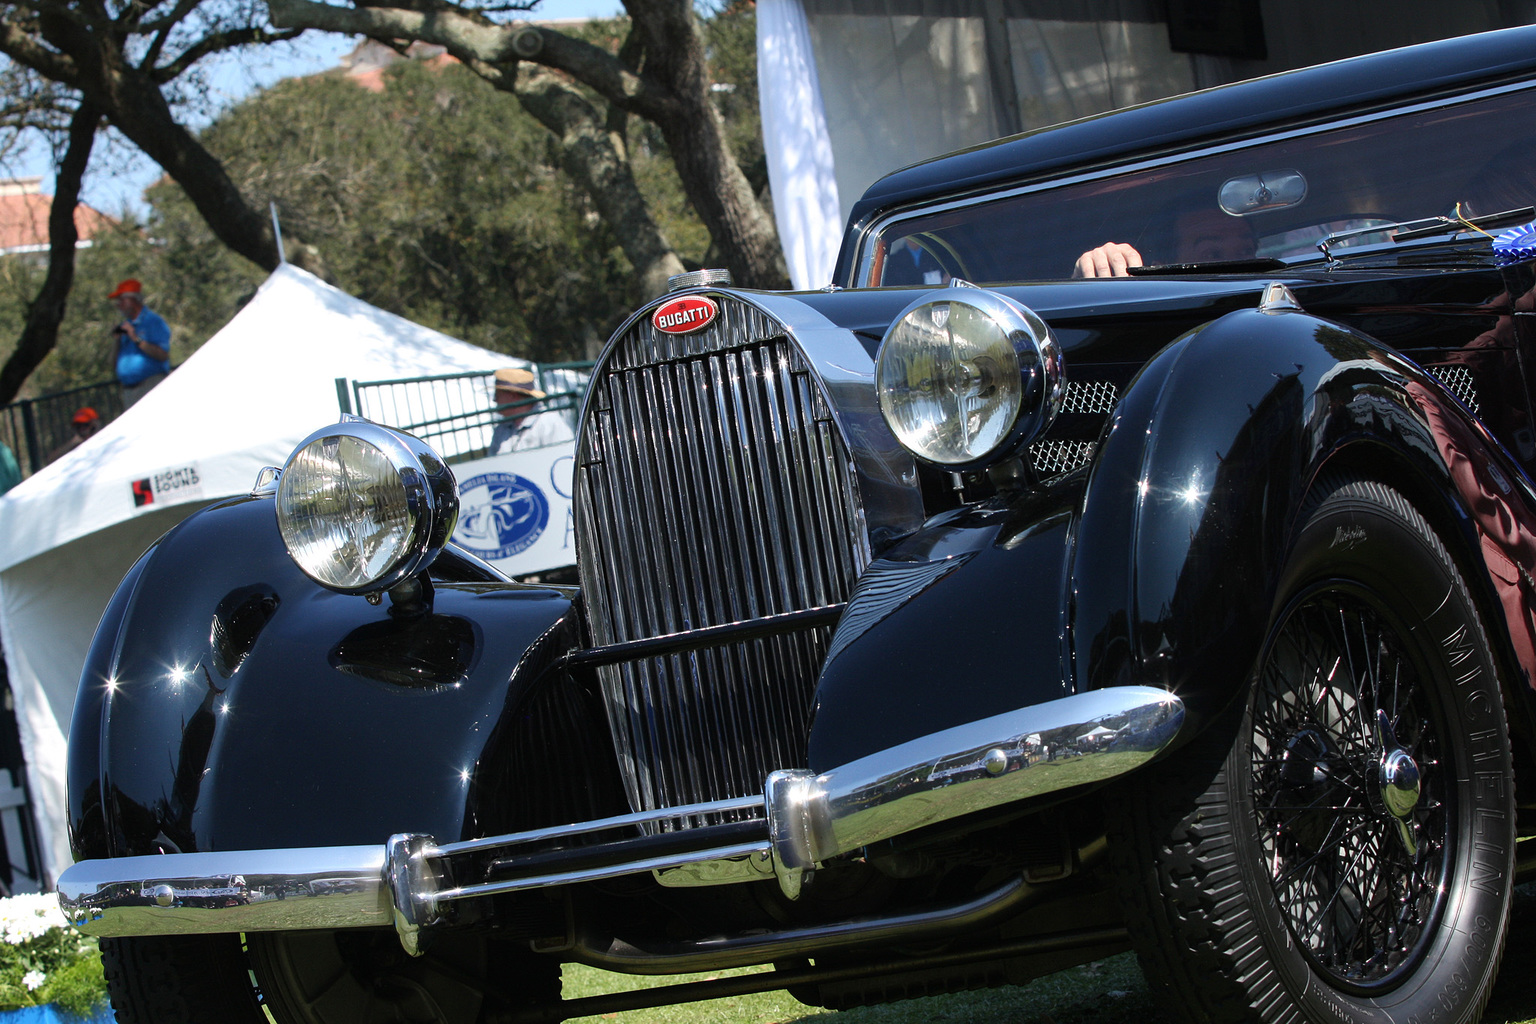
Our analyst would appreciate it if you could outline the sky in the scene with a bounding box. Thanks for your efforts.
[6,0,626,217]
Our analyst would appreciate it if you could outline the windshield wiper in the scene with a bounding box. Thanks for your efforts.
[1316,205,1535,262]
[1127,257,1287,276]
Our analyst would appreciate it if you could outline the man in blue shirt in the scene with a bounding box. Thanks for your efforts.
[108,278,171,407]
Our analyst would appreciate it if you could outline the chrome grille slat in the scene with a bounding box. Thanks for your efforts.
[682,360,740,624]
[662,363,724,627]
[731,348,791,614]
[576,301,866,821]
[790,373,837,608]
[700,354,754,622]
[774,361,827,609]
[635,368,693,632]
[609,387,669,636]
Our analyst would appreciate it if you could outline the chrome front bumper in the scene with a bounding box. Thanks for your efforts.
[60,686,1182,954]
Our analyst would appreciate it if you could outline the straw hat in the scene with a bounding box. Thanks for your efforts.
[494,367,545,399]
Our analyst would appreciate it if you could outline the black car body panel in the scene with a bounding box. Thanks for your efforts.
[69,496,594,859]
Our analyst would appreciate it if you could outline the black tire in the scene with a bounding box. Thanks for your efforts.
[248,928,560,1023]
[100,934,265,1024]
[1111,475,1516,1024]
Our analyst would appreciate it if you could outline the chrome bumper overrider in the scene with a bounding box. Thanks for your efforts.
[59,686,1182,954]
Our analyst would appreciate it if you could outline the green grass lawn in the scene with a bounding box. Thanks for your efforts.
[561,883,1536,1024]
[561,954,1158,1024]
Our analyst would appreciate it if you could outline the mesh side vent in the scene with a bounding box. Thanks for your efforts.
[1425,364,1480,417]
[1030,439,1096,476]
[1061,380,1119,415]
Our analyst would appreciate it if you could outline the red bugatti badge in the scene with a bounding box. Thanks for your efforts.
[652,295,718,334]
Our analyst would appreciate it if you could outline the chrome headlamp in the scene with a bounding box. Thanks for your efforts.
[274,420,458,594]
[875,287,1063,468]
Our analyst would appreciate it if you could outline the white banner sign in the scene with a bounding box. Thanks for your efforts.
[451,443,576,577]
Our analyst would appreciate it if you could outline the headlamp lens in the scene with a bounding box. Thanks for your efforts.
[877,299,1022,465]
[276,433,417,590]
[877,289,1062,468]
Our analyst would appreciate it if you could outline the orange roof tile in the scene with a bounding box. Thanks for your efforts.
[0,181,114,255]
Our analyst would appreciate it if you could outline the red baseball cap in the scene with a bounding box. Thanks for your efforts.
[72,407,99,424]
[108,279,142,299]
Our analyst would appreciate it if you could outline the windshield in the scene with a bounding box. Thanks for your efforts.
[866,87,1534,285]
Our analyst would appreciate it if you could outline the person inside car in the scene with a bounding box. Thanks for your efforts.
[883,236,948,286]
[1072,207,1256,277]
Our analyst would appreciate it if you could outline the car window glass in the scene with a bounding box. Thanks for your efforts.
[867,87,1535,284]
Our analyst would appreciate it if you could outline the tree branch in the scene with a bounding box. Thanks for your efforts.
[513,67,683,299]
[517,21,664,117]
[153,25,303,81]
[266,0,667,117]
[270,0,515,60]
[0,20,79,85]
[140,0,202,69]
[137,0,204,36]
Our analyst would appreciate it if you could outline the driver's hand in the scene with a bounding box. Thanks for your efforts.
[1073,243,1143,278]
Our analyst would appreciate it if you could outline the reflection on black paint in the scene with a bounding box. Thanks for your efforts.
[133,664,228,855]
[209,585,280,678]
[329,615,479,688]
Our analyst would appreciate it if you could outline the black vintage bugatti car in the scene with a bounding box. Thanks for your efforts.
[60,24,1536,1024]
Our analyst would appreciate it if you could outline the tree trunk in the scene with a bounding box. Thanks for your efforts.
[512,69,684,301]
[626,0,788,289]
[0,101,98,406]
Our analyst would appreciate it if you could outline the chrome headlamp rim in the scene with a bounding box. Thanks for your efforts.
[274,419,458,595]
[875,286,1064,470]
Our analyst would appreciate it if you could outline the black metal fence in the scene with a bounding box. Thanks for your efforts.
[340,362,592,462]
[0,380,124,481]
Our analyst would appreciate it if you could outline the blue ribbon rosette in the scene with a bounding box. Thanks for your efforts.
[1493,221,1536,263]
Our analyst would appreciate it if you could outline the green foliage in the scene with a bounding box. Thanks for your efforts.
[0,894,107,1018]
[2,3,767,395]
[147,58,642,364]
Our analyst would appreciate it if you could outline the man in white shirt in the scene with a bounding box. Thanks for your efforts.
[488,367,575,454]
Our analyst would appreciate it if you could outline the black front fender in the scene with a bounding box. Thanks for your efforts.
[1071,299,1532,722]
[807,475,1081,769]
[69,495,585,860]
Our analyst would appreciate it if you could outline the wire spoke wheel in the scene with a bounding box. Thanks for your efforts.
[1109,475,1515,1024]
[1249,584,1447,992]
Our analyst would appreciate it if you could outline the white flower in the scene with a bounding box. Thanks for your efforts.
[0,894,68,945]
[21,969,45,991]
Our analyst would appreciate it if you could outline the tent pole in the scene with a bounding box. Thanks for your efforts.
[270,202,288,265]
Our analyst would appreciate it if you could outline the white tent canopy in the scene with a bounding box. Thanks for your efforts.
[0,264,514,884]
